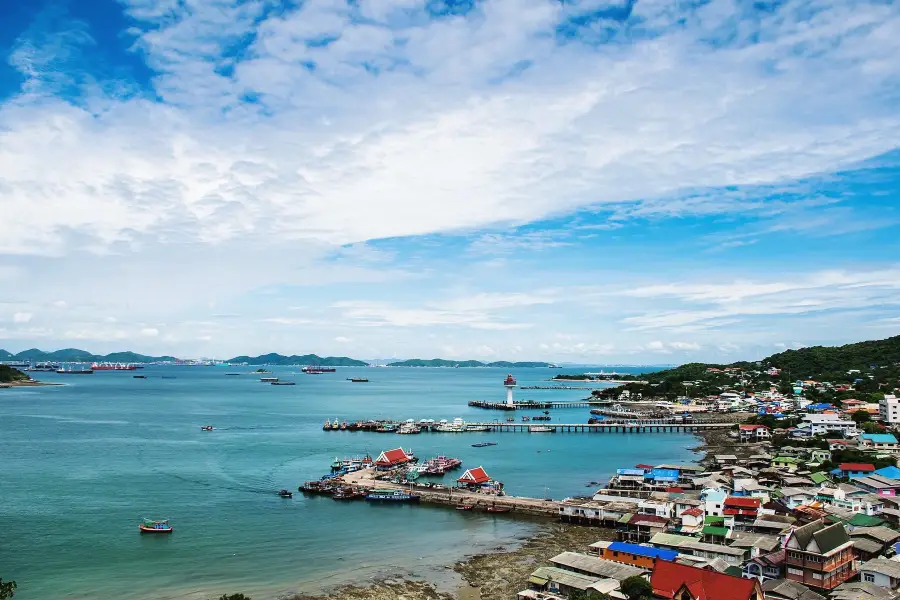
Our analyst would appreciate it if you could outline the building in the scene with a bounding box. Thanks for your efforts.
[780,487,818,509]
[522,566,612,599]
[783,519,855,591]
[650,560,762,600]
[853,474,900,497]
[456,466,491,487]
[743,550,785,583]
[858,558,900,590]
[680,507,704,534]
[617,513,668,543]
[832,463,876,480]
[373,448,413,469]
[761,579,826,600]
[739,424,771,441]
[801,414,859,437]
[548,552,645,581]
[723,496,760,528]
[599,541,677,570]
[879,394,900,425]
[772,457,800,472]
[850,526,900,560]
[858,433,900,452]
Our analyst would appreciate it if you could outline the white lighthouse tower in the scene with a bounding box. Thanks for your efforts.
[504,374,517,406]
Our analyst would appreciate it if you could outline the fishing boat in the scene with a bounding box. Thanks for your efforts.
[332,488,366,501]
[348,377,369,382]
[487,506,511,513]
[471,442,498,448]
[529,425,553,433]
[331,457,343,470]
[139,518,173,533]
[271,381,295,386]
[365,489,420,503]
[260,377,279,383]
[133,375,146,379]
[323,420,333,431]
[278,489,293,498]
[201,425,214,431]
[455,504,474,511]
[398,423,421,434]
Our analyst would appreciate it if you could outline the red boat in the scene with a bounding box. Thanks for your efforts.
[455,504,474,511]
[486,505,510,513]
[139,519,173,533]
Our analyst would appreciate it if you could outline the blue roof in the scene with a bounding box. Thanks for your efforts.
[648,468,680,480]
[608,541,677,561]
[807,403,834,410]
[875,466,900,479]
[617,468,646,476]
[861,433,898,443]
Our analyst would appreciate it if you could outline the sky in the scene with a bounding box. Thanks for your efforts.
[0,0,899,363]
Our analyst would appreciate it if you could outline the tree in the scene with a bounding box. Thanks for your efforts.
[569,591,610,600]
[620,576,653,600]
[217,595,250,600]
[0,579,17,600]
[851,411,872,424]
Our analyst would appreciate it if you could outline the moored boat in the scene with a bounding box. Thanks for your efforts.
[529,425,553,433]
[201,425,214,431]
[365,489,420,503]
[455,504,474,511]
[278,489,293,498]
[471,442,497,448]
[139,518,173,533]
[487,505,511,513]
[348,377,369,382]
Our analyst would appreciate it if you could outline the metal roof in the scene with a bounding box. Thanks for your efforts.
[548,552,645,581]
[859,558,900,579]
[530,566,598,591]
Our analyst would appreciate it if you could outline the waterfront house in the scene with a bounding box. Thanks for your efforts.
[832,463,876,480]
[522,566,624,600]
[853,474,900,497]
[617,513,668,543]
[599,541,678,570]
[374,447,412,470]
[456,466,490,487]
[650,560,762,600]
[859,433,900,452]
[548,551,645,582]
[761,579,826,600]
[783,519,855,591]
[739,424,771,441]
[858,558,900,590]
[586,540,612,556]
[742,550,785,583]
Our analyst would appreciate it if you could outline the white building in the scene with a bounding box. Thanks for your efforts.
[880,395,900,424]
[801,414,859,437]
[858,558,900,590]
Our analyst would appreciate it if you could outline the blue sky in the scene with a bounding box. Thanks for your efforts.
[1,0,899,362]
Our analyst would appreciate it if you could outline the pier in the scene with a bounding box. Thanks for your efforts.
[339,468,561,517]
[467,400,609,410]
[326,419,737,434]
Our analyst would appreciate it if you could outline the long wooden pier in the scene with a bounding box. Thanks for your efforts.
[325,419,736,434]
[468,400,610,410]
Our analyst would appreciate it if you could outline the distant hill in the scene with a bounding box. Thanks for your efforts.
[0,348,178,363]
[386,358,554,367]
[226,353,368,367]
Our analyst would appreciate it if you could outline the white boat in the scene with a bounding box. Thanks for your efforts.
[466,425,490,432]
[529,425,554,433]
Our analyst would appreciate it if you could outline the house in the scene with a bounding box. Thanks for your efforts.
[783,519,855,590]
[639,498,674,519]
[742,550,785,582]
[680,507,704,534]
[849,526,900,560]
[858,433,900,452]
[650,560,762,600]
[723,496,760,529]
[548,552,645,582]
[831,581,897,600]
[875,466,900,479]
[780,488,818,509]
[673,497,703,518]
[523,566,602,599]
[761,579,826,600]
[617,513,669,543]
[773,457,801,472]
[829,439,853,451]
[701,488,729,517]
[456,466,491,487]
[809,449,831,464]
[374,447,412,469]
[801,414,859,437]
[739,424,771,441]
[853,474,900,497]
[680,540,747,565]
[599,541,677,569]
[858,558,900,590]
[832,463,876,480]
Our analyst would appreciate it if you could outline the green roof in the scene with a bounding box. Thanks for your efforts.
[705,516,725,524]
[773,456,800,464]
[617,513,634,524]
[703,525,729,537]
[849,514,886,528]
[810,472,830,484]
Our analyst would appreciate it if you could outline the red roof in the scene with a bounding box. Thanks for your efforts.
[724,496,761,508]
[457,466,490,484]
[651,560,759,600]
[682,508,703,517]
[839,463,875,472]
[666,487,685,493]
[374,448,411,466]
[628,513,668,525]
[739,424,769,431]
[723,508,758,516]
[635,464,654,470]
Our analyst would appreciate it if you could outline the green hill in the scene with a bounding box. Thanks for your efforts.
[227,353,367,367]
[2,348,178,363]
[386,359,553,367]
[761,336,900,379]
[0,365,29,383]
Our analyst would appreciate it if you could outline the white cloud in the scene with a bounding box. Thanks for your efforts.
[1,1,899,255]
[262,317,312,326]
[334,336,351,343]
[12,312,33,323]
[140,327,159,337]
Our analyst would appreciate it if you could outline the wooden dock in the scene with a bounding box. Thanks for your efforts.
[468,400,610,410]
[325,419,736,434]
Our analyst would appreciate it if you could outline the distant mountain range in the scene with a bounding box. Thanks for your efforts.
[0,348,178,363]
[385,358,556,368]
[226,353,368,366]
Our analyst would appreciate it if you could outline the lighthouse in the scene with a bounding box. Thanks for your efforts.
[504,374,517,406]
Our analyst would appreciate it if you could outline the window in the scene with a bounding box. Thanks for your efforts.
[812,573,822,580]
[787,568,803,576]
[864,573,875,583]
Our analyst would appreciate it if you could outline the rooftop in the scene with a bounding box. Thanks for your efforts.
[607,541,678,561]
[761,578,826,600]
[548,552,645,581]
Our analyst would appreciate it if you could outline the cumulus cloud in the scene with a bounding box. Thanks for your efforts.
[12,312,33,323]
[140,327,159,337]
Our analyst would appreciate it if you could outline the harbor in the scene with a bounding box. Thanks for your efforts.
[322,417,738,434]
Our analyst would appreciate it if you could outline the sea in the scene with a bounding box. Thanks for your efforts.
[0,366,702,600]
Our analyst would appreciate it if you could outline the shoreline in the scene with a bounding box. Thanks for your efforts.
[0,380,62,388]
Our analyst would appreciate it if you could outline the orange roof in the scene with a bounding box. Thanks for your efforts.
[375,448,411,466]
[457,466,490,484]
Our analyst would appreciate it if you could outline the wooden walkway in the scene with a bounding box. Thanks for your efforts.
[468,400,610,410]
[462,421,733,433]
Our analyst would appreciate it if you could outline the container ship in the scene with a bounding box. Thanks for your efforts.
[91,362,138,371]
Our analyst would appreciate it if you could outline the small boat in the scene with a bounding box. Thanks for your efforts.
[201,425,214,431]
[466,425,490,432]
[139,518,173,533]
[271,381,295,386]
[331,457,343,470]
[348,377,369,382]
[455,504,474,511]
[278,489,293,498]
[133,375,146,379]
[333,488,366,501]
[521,416,531,422]
[260,377,279,383]
[471,442,498,448]
[529,425,553,433]
[486,505,511,513]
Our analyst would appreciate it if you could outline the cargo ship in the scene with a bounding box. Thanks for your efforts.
[91,362,137,371]
[57,366,94,374]
[302,365,336,373]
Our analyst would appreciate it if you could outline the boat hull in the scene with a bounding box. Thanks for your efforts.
[365,495,420,503]
[139,526,173,533]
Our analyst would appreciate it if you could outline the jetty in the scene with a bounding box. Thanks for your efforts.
[339,468,561,517]
[324,418,737,434]
[468,400,609,410]
[518,385,595,391]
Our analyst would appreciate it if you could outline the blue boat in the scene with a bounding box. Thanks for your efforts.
[364,489,420,503]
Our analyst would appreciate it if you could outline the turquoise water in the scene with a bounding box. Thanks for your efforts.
[0,367,700,599]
